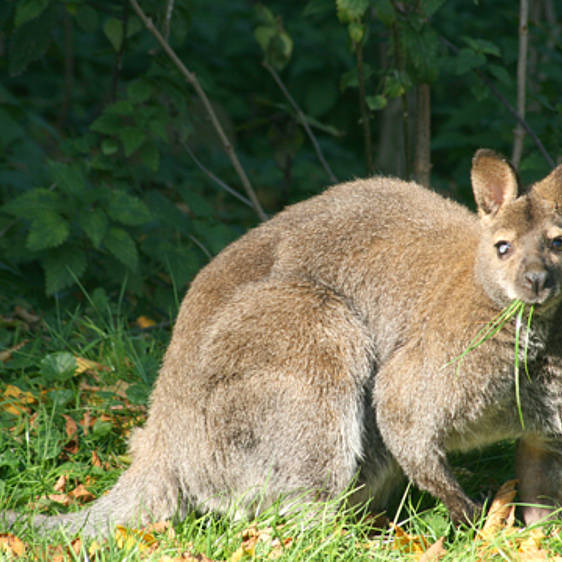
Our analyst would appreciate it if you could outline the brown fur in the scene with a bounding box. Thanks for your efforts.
[4,149,562,535]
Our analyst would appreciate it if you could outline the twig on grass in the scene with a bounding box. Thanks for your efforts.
[129,0,268,222]
[262,60,338,184]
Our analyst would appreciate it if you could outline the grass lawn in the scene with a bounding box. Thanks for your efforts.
[1,298,561,560]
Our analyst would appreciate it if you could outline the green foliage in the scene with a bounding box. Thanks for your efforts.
[0,0,560,316]
[255,4,294,70]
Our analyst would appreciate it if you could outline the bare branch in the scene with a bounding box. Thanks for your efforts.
[262,61,337,184]
[163,0,175,41]
[129,0,268,221]
[111,0,130,102]
[181,141,253,208]
[414,84,431,187]
[511,0,529,169]
[441,36,554,169]
[355,43,374,176]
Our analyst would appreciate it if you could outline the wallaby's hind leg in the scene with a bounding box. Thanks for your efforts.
[374,350,479,522]
[516,437,562,525]
[181,277,378,517]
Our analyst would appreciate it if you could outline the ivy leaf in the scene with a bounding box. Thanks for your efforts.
[420,0,446,18]
[136,142,160,171]
[489,64,512,87]
[14,0,50,28]
[348,21,365,44]
[336,0,370,22]
[26,211,70,251]
[119,127,146,157]
[101,138,119,155]
[462,36,501,57]
[91,113,122,136]
[43,245,87,295]
[107,191,151,226]
[103,17,123,51]
[366,95,387,111]
[453,48,486,75]
[74,4,99,33]
[104,227,138,270]
[104,100,135,116]
[254,5,293,70]
[402,25,441,83]
[80,208,108,248]
[40,352,77,381]
[9,6,54,75]
[2,188,60,218]
[127,80,152,104]
[374,0,395,26]
[48,161,86,197]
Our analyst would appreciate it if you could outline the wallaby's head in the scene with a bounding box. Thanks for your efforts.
[472,149,562,309]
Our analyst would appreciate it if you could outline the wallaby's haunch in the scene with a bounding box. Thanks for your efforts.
[5,150,562,536]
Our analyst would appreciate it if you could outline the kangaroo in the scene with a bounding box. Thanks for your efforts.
[4,149,562,536]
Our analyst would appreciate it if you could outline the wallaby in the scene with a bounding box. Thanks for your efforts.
[4,149,562,536]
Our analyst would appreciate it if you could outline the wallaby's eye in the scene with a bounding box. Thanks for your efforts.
[495,240,512,259]
[552,237,562,252]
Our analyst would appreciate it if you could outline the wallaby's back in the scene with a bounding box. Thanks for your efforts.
[4,150,562,535]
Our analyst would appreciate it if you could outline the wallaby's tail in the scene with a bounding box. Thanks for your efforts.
[3,442,182,537]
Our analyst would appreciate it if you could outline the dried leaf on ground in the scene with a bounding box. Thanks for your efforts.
[1,384,36,415]
[0,340,29,363]
[137,315,157,329]
[418,536,447,561]
[230,524,292,561]
[63,414,78,438]
[390,523,430,554]
[91,450,103,468]
[53,473,68,492]
[159,554,218,562]
[0,534,25,556]
[69,483,96,503]
[49,537,83,562]
[75,356,110,375]
[47,493,72,506]
[481,479,517,535]
[115,525,158,552]
[476,480,562,560]
[14,306,41,324]
[62,415,79,454]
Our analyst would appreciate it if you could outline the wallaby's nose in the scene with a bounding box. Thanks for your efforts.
[524,270,548,295]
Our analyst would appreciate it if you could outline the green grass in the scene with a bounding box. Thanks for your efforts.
[1,303,561,560]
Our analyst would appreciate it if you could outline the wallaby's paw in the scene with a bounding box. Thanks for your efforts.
[449,499,483,526]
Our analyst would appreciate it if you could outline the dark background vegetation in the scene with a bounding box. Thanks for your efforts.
[0,0,561,330]
[0,3,560,544]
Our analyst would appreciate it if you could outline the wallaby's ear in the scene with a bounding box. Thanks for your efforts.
[530,164,562,210]
[471,149,519,218]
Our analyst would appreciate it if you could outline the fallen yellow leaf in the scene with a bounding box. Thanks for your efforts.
[75,356,108,374]
[417,536,447,561]
[115,525,157,551]
[481,479,518,537]
[88,539,104,557]
[390,523,430,553]
[69,483,96,503]
[1,384,36,415]
[136,315,156,329]
[0,534,25,556]
[53,474,68,493]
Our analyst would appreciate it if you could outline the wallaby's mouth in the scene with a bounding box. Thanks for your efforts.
[517,286,561,311]
[516,268,560,305]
